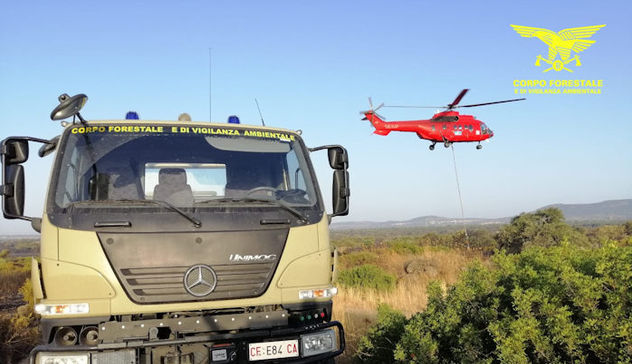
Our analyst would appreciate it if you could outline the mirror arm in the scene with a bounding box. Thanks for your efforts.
[3,136,51,145]
[309,145,338,152]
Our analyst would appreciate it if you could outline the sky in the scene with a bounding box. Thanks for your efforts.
[1,0,631,234]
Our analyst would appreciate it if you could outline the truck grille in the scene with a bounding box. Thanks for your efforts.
[97,229,289,305]
[119,263,275,303]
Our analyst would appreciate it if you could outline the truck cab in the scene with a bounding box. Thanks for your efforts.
[1,94,349,363]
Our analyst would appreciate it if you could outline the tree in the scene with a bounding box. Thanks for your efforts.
[495,208,588,253]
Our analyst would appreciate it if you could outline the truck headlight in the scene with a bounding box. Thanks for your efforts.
[298,287,337,300]
[35,303,89,315]
[301,328,336,357]
[37,353,89,364]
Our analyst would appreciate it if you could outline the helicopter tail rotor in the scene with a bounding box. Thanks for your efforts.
[360,97,385,119]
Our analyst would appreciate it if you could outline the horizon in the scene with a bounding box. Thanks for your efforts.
[1,198,628,237]
[334,198,632,223]
[1,1,631,234]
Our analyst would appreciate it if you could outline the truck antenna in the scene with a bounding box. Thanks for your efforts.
[208,47,213,122]
[255,98,266,126]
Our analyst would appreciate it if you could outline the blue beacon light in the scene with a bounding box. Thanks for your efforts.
[125,111,140,120]
[227,115,240,124]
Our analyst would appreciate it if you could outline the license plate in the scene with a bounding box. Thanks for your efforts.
[248,339,299,361]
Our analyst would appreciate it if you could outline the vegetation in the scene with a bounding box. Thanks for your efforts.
[357,242,632,363]
[0,249,39,364]
[0,250,31,304]
[332,211,632,363]
[388,239,424,255]
[337,264,397,292]
[356,304,407,363]
[0,239,39,257]
[495,208,590,253]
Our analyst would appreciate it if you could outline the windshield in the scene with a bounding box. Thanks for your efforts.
[52,124,318,210]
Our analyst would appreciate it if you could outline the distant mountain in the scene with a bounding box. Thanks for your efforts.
[331,216,509,230]
[331,199,632,230]
[539,199,632,222]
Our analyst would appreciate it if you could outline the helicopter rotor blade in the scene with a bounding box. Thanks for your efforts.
[384,105,442,109]
[447,89,469,109]
[373,103,385,111]
[456,98,526,108]
[368,97,374,111]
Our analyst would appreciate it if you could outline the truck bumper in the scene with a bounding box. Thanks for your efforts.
[30,321,345,363]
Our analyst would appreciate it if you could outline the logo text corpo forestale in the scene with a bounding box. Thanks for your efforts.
[510,24,605,95]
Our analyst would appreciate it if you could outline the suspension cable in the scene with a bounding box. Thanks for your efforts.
[450,144,470,248]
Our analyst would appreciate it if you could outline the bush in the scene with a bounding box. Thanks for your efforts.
[339,251,379,269]
[0,279,39,364]
[355,304,407,363]
[495,208,589,253]
[337,264,397,292]
[0,308,39,364]
[0,254,31,301]
[389,240,423,255]
[361,243,632,363]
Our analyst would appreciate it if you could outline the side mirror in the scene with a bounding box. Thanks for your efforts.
[328,147,348,170]
[3,139,29,165]
[1,136,50,225]
[309,144,350,219]
[332,170,349,216]
[2,164,25,218]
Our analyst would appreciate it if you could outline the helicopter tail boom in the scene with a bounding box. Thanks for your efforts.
[362,111,390,135]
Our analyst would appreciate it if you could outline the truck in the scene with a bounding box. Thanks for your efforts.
[1,93,350,364]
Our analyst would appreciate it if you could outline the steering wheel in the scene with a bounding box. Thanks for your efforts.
[244,186,277,197]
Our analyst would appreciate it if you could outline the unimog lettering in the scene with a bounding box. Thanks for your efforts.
[229,253,277,262]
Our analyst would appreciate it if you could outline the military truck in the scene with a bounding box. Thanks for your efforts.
[1,94,349,363]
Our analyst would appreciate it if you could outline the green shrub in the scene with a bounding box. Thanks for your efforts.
[389,240,423,255]
[361,243,632,363]
[339,251,379,268]
[0,254,31,299]
[495,208,590,253]
[337,264,396,292]
[355,304,407,363]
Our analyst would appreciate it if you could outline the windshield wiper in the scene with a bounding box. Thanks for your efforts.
[70,199,202,228]
[198,197,307,223]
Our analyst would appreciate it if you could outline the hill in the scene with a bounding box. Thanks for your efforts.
[541,199,632,222]
[332,199,631,230]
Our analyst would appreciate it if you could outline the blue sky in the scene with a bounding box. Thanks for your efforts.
[1,0,631,234]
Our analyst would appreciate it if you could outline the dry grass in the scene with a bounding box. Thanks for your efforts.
[0,271,29,302]
[333,247,485,362]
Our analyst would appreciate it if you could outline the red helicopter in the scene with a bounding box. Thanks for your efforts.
[361,89,525,150]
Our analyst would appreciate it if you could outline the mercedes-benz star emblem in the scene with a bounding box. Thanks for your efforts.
[183,264,217,297]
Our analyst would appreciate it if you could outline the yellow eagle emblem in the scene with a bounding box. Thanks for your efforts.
[510,24,605,72]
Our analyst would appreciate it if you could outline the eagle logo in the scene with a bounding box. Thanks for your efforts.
[510,24,605,72]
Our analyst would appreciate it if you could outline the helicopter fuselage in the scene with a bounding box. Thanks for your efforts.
[363,110,494,144]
